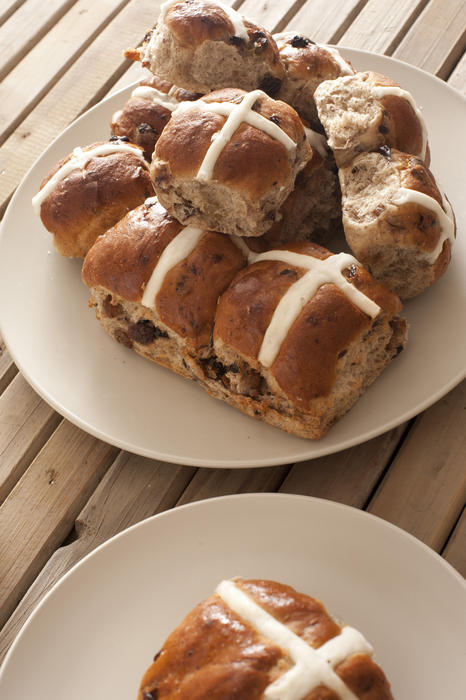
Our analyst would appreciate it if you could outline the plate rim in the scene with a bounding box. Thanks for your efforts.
[1,491,465,680]
[0,49,465,468]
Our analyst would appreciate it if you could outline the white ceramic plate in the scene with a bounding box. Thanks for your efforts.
[0,493,464,699]
[0,49,465,467]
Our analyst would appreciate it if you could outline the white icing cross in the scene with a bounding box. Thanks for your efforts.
[141,223,205,308]
[160,0,249,41]
[390,186,455,263]
[139,207,381,362]
[371,85,428,161]
[228,242,381,368]
[131,85,181,112]
[216,579,373,700]
[32,142,146,215]
[176,90,297,181]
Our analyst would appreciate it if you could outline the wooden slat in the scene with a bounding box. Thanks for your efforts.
[0,338,17,397]
[176,465,289,505]
[448,50,466,94]
[0,0,78,81]
[0,454,195,663]
[0,0,131,145]
[393,0,466,78]
[443,507,466,578]
[0,0,163,216]
[239,0,307,33]
[340,0,429,55]
[0,374,60,504]
[0,421,118,628]
[279,425,407,506]
[368,380,466,550]
[286,0,368,44]
[0,1,26,26]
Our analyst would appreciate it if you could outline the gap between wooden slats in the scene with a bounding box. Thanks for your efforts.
[339,0,430,55]
[0,374,61,504]
[442,506,466,577]
[0,0,79,81]
[0,337,17,397]
[392,0,466,79]
[0,0,132,146]
[447,50,466,92]
[366,380,466,555]
[0,0,164,217]
[0,421,119,630]
[0,0,26,27]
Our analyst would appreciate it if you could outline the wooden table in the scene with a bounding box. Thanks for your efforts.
[0,0,465,666]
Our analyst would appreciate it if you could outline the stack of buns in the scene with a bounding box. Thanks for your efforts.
[32,0,457,439]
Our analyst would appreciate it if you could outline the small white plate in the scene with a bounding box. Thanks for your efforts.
[0,493,464,699]
[0,49,465,467]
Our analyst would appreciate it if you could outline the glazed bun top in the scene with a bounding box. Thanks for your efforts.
[274,31,354,81]
[153,88,310,197]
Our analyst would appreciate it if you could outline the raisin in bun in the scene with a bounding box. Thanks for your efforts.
[110,75,202,161]
[274,31,354,131]
[205,240,406,439]
[32,138,153,257]
[138,578,394,700]
[314,71,430,167]
[81,197,247,378]
[125,0,284,96]
[339,148,455,299]
[151,87,311,237]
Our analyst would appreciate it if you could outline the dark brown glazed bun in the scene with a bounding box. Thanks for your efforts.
[137,578,394,700]
[124,0,285,96]
[82,197,247,378]
[339,148,456,299]
[151,87,311,237]
[110,75,202,161]
[206,241,406,439]
[274,31,355,131]
[32,138,154,257]
[314,71,430,167]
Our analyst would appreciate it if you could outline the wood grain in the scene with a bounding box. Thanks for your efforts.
[287,0,368,44]
[0,421,118,628]
[0,454,195,663]
[0,0,130,144]
[0,374,60,504]
[0,338,17,397]
[0,0,162,216]
[442,507,466,578]
[239,0,307,33]
[176,465,289,505]
[0,0,78,81]
[280,424,407,507]
[393,0,466,78]
[340,0,429,55]
[448,50,466,93]
[368,380,466,550]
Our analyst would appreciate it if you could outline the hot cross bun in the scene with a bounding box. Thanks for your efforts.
[125,0,284,96]
[137,578,394,700]
[151,87,311,237]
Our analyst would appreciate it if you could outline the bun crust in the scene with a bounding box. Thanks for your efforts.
[274,32,354,129]
[126,0,284,96]
[37,141,153,257]
[110,76,202,161]
[315,71,429,167]
[151,88,311,237]
[137,578,394,700]
[339,149,455,299]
